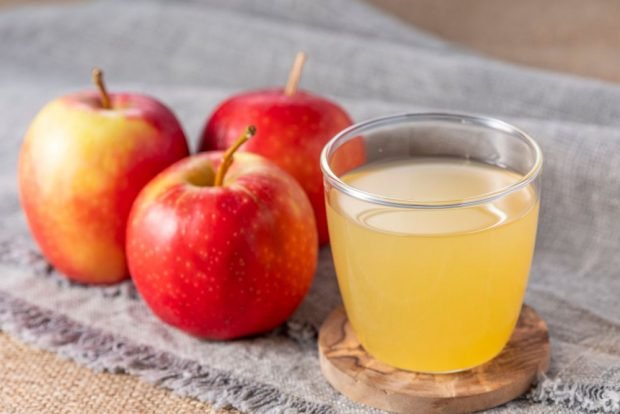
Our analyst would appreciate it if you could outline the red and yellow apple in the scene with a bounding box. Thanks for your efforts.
[18,69,189,284]
[126,127,318,339]
[198,53,355,245]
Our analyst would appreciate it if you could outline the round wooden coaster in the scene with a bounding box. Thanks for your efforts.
[318,305,550,414]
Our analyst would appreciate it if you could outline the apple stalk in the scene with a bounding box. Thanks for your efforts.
[214,125,257,186]
[284,52,307,96]
[91,67,112,109]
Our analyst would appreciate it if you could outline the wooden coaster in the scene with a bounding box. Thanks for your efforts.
[319,305,550,414]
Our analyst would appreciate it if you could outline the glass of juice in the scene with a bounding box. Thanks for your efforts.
[320,113,543,373]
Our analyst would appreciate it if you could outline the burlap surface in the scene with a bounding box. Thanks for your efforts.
[0,332,238,413]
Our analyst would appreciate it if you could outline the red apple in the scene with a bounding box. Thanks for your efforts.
[126,127,318,339]
[18,69,189,284]
[198,53,356,245]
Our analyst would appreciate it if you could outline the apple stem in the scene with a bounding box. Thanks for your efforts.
[91,67,112,109]
[214,125,257,187]
[284,52,307,96]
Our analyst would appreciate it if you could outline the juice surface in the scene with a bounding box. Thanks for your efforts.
[326,157,539,373]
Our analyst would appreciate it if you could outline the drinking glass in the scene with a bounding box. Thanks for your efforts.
[320,113,543,373]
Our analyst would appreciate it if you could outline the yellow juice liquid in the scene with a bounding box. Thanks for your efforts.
[326,157,539,373]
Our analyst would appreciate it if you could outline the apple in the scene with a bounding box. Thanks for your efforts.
[18,68,190,284]
[198,52,357,245]
[126,126,318,339]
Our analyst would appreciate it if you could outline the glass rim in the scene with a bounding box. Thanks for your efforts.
[320,112,543,209]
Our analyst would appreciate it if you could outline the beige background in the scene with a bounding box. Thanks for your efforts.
[1,0,619,412]
[364,0,620,83]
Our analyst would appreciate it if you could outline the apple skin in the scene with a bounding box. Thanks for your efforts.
[126,151,318,339]
[198,88,355,245]
[18,91,189,284]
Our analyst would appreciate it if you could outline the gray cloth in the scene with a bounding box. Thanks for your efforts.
[0,0,619,413]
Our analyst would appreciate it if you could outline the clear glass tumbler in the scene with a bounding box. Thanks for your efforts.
[320,113,543,373]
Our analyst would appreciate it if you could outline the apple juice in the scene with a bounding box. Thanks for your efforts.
[326,157,539,372]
